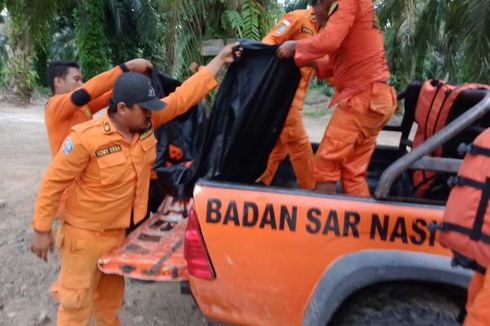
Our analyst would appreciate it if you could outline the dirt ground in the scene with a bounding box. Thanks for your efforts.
[0,89,401,326]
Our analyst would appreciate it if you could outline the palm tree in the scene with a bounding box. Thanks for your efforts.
[0,0,161,99]
[0,0,74,101]
[376,0,490,88]
[160,0,283,78]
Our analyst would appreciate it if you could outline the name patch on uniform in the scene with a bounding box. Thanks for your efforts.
[139,129,153,140]
[301,27,313,35]
[95,144,122,158]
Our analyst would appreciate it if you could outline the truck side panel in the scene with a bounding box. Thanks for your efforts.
[190,181,451,326]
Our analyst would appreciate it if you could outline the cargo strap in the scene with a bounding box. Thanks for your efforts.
[451,251,486,274]
[448,176,487,190]
[441,222,490,244]
[458,143,490,157]
[447,177,490,241]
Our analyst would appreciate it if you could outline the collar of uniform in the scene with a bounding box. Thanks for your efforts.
[101,113,117,134]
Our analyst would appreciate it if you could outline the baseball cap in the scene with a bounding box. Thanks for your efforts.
[111,72,166,111]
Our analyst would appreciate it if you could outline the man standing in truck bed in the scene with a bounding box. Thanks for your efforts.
[30,43,242,325]
[257,0,333,190]
[277,0,397,196]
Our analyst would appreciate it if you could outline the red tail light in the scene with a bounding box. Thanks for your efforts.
[184,208,216,280]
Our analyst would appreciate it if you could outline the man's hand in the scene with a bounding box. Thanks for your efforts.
[206,42,244,76]
[31,230,54,262]
[124,58,153,74]
[277,41,297,59]
[189,62,200,74]
[217,42,244,64]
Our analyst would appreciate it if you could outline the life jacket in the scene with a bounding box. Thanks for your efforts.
[439,128,490,272]
[412,80,490,198]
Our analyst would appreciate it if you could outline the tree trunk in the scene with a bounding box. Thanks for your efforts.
[74,0,110,79]
[163,3,177,75]
[4,15,35,104]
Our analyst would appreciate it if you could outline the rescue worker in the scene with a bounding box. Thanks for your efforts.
[256,0,333,190]
[46,60,152,226]
[46,59,151,156]
[465,271,490,324]
[277,0,397,196]
[30,43,242,325]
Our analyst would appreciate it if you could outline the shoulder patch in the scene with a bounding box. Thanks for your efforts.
[276,24,288,35]
[139,129,153,141]
[95,144,122,158]
[63,138,74,155]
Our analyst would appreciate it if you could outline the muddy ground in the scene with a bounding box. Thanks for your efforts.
[0,90,401,326]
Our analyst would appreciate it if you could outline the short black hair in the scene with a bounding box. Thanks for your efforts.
[47,61,80,94]
[108,98,118,113]
[310,0,319,5]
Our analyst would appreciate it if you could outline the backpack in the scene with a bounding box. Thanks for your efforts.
[439,128,490,272]
[412,80,490,199]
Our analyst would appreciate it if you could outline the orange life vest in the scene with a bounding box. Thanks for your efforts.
[412,80,490,198]
[439,128,490,271]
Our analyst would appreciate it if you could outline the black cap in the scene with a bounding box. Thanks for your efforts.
[111,72,166,111]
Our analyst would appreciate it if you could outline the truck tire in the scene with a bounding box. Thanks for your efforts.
[329,283,464,326]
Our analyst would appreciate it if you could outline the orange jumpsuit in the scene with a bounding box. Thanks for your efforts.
[257,8,320,190]
[45,66,123,157]
[465,272,490,325]
[295,0,397,196]
[32,67,217,325]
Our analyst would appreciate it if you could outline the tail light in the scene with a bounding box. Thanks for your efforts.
[184,208,216,280]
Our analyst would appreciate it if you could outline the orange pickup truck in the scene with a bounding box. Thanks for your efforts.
[99,86,490,325]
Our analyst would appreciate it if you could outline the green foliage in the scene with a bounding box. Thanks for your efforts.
[0,23,7,80]
[2,12,36,102]
[50,14,78,62]
[169,0,209,79]
[74,0,111,79]
[283,0,308,12]
[377,0,490,89]
[104,0,164,67]
[309,77,334,97]
[225,0,283,41]
[225,10,244,38]
[241,0,261,40]
[1,0,488,103]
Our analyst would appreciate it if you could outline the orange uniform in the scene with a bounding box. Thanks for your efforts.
[32,67,217,325]
[465,272,490,325]
[294,0,396,196]
[257,8,320,189]
[45,66,124,157]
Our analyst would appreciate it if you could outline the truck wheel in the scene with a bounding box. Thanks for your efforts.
[329,283,464,326]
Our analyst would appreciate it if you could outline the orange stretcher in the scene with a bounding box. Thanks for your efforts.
[98,196,191,281]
